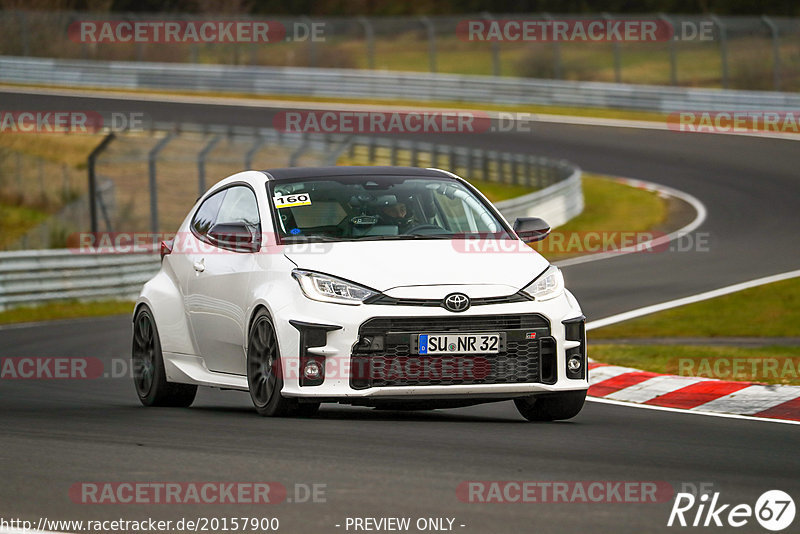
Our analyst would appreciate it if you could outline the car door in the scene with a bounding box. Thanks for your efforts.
[186,184,262,375]
[167,188,226,356]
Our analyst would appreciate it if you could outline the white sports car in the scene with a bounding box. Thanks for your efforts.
[132,166,588,420]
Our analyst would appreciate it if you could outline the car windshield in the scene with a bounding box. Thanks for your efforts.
[268,175,511,243]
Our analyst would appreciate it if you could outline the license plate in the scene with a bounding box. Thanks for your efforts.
[417,333,502,355]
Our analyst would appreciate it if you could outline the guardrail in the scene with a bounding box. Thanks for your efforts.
[0,249,158,311]
[3,56,800,112]
[0,126,581,310]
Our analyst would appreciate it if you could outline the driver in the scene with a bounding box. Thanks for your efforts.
[378,201,415,232]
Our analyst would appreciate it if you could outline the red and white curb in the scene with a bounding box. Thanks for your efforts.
[585,270,800,424]
[588,362,800,422]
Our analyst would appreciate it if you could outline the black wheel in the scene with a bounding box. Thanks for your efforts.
[132,306,197,407]
[247,311,295,417]
[514,390,586,421]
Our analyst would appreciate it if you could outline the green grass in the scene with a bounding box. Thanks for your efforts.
[0,132,99,168]
[0,300,135,325]
[531,174,667,261]
[590,277,800,385]
[468,178,535,203]
[590,344,800,386]
[0,203,49,249]
[592,277,800,339]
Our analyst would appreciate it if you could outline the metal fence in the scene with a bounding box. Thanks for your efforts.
[77,125,344,245]
[0,147,90,250]
[1,10,799,91]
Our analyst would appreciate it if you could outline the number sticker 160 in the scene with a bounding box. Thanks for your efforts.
[273,193,312,208]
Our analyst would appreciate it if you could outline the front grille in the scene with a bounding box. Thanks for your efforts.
[351,314,552,389]
[365,292,532,308]
[358,314,549,334]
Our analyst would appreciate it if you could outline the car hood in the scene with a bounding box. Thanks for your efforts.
[282,239,549,293]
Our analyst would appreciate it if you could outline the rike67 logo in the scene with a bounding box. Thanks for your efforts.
[668,490,795,531]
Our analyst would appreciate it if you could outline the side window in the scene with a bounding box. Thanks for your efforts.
[215,186,260,230]
[191,189,226,238]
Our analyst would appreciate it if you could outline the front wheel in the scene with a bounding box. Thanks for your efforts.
[132,306,197,407]
[246,311,296,417]
[514,390,586,421]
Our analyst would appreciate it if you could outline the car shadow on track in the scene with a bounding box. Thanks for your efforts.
[186,403,578,424]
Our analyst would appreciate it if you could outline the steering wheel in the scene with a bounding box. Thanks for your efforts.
[405,224,443,235]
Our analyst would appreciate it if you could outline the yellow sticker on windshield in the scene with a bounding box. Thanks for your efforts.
[273,193,312,208]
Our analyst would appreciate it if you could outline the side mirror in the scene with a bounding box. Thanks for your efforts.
[513,217,550,243]
[208,223,261,252]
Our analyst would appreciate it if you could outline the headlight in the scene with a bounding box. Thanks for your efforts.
[292,270,378,305]
[522,265,564,301]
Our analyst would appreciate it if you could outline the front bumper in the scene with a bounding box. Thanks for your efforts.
[273,289,588,400]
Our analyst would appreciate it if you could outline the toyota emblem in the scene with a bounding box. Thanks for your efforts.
[443,293,470,312]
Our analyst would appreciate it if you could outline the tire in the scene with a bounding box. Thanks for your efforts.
[132,306,197,407]
[514,390,586,421]
[246,310,296,417]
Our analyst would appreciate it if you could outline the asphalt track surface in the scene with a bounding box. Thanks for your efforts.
[1,90,798,533]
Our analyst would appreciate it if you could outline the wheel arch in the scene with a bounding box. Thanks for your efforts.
[246,303,274,349]
[136,269,196,356]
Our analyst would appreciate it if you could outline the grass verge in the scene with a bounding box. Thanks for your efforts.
[590,277,800,385]
[0,132,99,168]
[590,344,800,386]
[0,203,49,249]
[533,174,667,262]
[0,300,135,325]
[592,277,800,339]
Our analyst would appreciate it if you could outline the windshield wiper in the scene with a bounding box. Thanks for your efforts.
[352,234,456,241]
[281,235,353,242]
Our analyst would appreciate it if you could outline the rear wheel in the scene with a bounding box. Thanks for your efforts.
[247,311,297,417]
[514,390,586,421]
[132,306,197,407]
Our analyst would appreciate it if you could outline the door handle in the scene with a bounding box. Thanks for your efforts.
[193,259,205,272]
